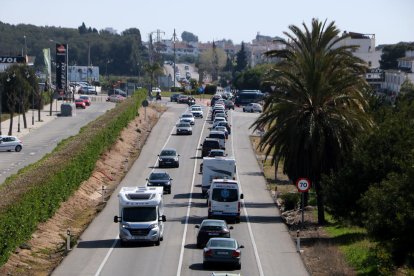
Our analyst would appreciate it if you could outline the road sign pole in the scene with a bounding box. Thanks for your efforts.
[301,192,304,224]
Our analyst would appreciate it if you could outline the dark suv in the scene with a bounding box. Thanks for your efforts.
[200,138,221,158]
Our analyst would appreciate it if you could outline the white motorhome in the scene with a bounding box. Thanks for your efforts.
[114,186,166,246]
[208,179,244,223]
[201,157,236,196]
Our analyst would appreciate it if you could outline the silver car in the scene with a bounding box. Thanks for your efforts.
[0,135,23,152]
[176,122,192,135]
[243,103,263,113]
[203,237,244,269]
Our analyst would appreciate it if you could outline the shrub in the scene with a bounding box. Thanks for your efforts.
[0,90,146,266]
[281,192,300,211]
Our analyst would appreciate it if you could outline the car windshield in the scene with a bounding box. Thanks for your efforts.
[209,150,225,157]
[211,188,238,202]
[177,123,190,127]
[208,239,236,248]
[160,150,176,156]
[149,173,170,180]
[122,207,157,222]
[182,114,192,118]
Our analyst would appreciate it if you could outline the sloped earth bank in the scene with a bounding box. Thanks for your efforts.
[0,104,165,276]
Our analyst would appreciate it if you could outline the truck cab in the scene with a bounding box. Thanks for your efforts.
[114,186,166,246]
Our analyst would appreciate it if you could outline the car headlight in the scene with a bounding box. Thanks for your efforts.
[149,223,158,229]
[159,158,163,161]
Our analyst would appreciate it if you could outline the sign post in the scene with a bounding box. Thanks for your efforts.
[296,178,311,225]
[142,99,149,121]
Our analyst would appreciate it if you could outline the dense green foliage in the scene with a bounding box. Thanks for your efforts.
[379,42,414,70]
[252,19,373,224]
[0,21,148,76]
[324,97,414,265]
[0,90,146,266]
[181,31,198,43]
[233,64,273,91]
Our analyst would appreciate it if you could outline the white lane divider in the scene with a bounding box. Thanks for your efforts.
[176,111,208,276]
[231,112,265,276]
[94,113,178,276]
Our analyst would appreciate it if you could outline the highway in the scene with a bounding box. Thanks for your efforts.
[0,97,115,185]
[52,101,308,276]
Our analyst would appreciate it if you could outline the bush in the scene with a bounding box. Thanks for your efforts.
[0,90,146,266]
[281,192,300,211]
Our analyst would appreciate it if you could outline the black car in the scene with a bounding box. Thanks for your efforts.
[170,93,182,102]
[200,138,221,158]
[158,148,180,168]
[195,219,233,248]
[146,171,172,194]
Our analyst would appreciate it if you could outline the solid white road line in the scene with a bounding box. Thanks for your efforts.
[94,114,177,276]
[176,112,208,276]
[231,111,265,276]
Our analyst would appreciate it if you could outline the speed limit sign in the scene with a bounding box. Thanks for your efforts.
[296,178,311,192]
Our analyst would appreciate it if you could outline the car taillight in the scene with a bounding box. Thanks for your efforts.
[232,250,241,257]
[204,249,213,257]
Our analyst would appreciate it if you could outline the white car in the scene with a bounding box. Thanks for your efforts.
[190,106,203,118]
[213,126,229,138]
[0,135,23,152]
[212,117,227,128]
[243,103,263,113]
[180,113,195,125]
[176,122,192,135]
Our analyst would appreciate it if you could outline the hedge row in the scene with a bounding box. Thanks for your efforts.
[0,90,146,266]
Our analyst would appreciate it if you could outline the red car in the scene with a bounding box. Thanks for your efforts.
[75,99,86,109]
[79,95,91,106]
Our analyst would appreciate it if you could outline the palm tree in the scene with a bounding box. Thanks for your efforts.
[252,19,374,224]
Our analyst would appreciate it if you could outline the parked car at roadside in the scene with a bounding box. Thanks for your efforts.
[108,88,127,97]
[79,95,91,106]
[107,95,125,103]
[0,135,23,152]
[75,99,86,109]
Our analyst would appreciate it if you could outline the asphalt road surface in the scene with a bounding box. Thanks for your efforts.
[52,102,309,276]
[0,98,115,185]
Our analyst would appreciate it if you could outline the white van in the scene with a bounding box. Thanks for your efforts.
[208,130,226,149]
[114,186,166,246]
[208,179,243,223]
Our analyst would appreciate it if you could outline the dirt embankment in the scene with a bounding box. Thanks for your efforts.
[0,104,165,276]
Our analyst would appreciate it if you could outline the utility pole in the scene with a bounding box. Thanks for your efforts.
[172,29,178,89]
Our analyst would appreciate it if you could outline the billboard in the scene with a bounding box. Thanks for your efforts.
[55,44,68,92]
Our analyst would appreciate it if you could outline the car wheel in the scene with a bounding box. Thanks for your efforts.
[235,262,241,270]
[155,237,160,246]
[189,131,192,135]
[203,262,209,269]
[15,145,22,152]
[176,163,179,168]
[243,108,246,112]
[197,242,203,249]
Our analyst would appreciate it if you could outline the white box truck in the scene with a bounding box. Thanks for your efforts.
[208,179,244,223]
[114,186,166,246]
[201,157,236,196]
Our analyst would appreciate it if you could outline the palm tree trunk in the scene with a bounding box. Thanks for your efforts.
[315,180,326,224]
[274,155,280,181]
[23,112,27,128]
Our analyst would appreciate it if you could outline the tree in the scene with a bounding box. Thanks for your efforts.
[379,43,413,70]
[181,31,198,43]
[251,19,374,224]
[234,42,248,73]
[78,22,87,35]
[198,43,226,84]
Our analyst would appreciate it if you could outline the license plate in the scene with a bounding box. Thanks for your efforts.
[217,251,228,255]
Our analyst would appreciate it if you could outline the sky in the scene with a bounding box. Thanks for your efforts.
[2,0,413,46]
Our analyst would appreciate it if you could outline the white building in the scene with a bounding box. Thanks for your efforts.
[382,50,414,95]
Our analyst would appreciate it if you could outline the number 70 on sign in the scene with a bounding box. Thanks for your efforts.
[296,178,311,192]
